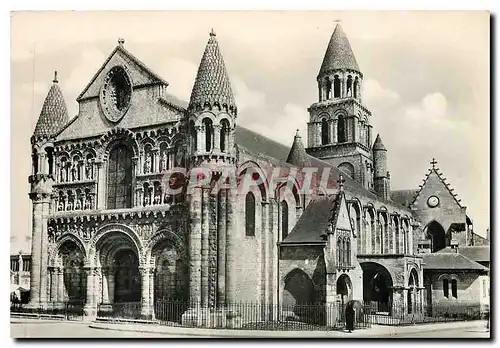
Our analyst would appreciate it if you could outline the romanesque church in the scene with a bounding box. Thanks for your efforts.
[24,24,489,325]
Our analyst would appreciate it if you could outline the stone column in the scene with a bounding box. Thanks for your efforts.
[96,161,105,209]
[149,268,155,319]
[225,190,237,305]
[84,267,97,318]
[56,267,64,303]
[325,272,338,326]
[39,199,50,306]
[213,125,221,152]
[353,117,358,143]
[201,186,210,307]
[332,119,338,143]
[261,201,270,319]
[270,199,279,319]
[108,268,115,304]
[217,189,227,307]
[101,268,110,304]
[392,287,404,318]
[49,268,57,302]
[27,194,43,309]
[152,150,159,173]
[189,186,202,307]
[140,266,151,318]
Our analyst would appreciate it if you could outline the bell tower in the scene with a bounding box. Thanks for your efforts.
[306,24,374,190]
[28,71,69,308]
[186,29,237,170]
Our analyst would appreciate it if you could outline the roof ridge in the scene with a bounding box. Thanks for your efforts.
[76,43,168,102]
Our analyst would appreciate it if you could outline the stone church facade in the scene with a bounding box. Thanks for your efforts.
[26,25,488,325]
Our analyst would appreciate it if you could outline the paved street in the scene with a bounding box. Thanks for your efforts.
[361,325,490,338]
[11,321,189,338]
[11,319,490,339]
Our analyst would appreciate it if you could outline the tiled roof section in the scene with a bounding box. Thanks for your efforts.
[319,24,360,77]
[391,189,417,208]
[282,195,338,244]
[372,134,386,151]
[286,130,312,167]
[33,74,69,137]
[458,246,490,263]
[410,158,463,208]
[421,252,488,271]
[189,30,236,112]
[234,126,398,204]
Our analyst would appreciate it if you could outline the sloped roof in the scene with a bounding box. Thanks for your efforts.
[318,24,360,77]
[410,159,463,208]
[391,189,417,208]
[458,246,490,263]
[286,130,311,167]
[76,42,168,102]
[282,195,338,244]
[33,73,69,137]
[189,30,236,111]
[421,252,488,271]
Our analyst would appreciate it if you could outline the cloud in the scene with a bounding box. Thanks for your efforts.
[154,58,198,102]
[233,78,266,111]
[362,79,400,107]
[240,102,308,146]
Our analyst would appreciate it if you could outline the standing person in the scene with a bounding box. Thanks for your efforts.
[345,301,355,333]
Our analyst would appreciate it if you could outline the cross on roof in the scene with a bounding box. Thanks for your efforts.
[430,158,438,168]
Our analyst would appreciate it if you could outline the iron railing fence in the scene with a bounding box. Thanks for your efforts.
[96,301,372,331]
[365,300,484,326]
[10,300,85,321]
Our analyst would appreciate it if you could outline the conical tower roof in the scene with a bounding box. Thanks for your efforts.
[189,29,236,113]
[373,134,386,151]
[318,24,360,77]
[286,130,311,167]
[33,71,69,138]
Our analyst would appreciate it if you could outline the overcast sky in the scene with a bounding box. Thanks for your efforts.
[10,11,490,252]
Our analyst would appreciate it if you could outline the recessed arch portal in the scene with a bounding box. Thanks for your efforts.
[361,262,393,314]
[424,220,446,252]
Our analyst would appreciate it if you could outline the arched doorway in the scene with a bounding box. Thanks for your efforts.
[337,274,352,306]
[95,231,142,307]
[283,269,315,307]
[58,240,86,303]
[361,262,393,314]
[112,250,140,303]
[424,221,446,252]
[407,268,419,314]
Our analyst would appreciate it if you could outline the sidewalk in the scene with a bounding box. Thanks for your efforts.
[89,320,488,338]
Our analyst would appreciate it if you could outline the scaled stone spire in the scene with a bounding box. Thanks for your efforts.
[189,30,236,113]
[33,71,69,138]
[286,130,311,167]
[319,24,360,76]
[372,133,387,151]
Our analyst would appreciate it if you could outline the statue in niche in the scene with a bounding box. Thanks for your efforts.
[83,226,91,240]
[66,198,73,211]
[144,156,152,173]
[144,193,150,206]
[175,144,186,168]
[85,158,93,179]
[70,164,77,181]
[48,226,55,243]
[59,165,65,182]
[58,200,65,212]
[75,197,82,210]
[159,151,168,172]
[84,197,91,210]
